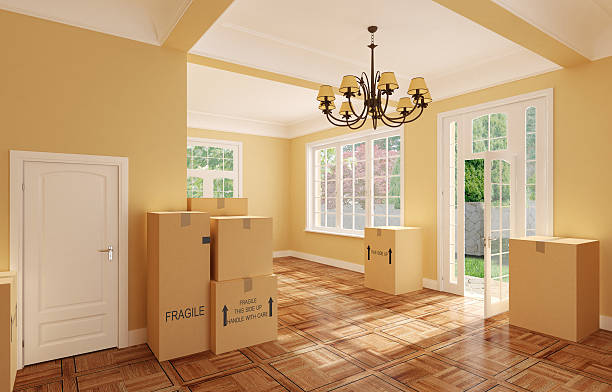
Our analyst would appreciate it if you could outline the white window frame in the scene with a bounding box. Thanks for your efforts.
[436,88,553,291]
[305,127,404,238]
[187,137,243,198]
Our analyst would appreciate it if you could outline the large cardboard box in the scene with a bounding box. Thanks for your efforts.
[210,216,273,281]
[509,236,599,342]
[147,212,211,361]
[187,198,248,216]
[211,274,278,354]
[0,271,17,392]
[364,227,423,295]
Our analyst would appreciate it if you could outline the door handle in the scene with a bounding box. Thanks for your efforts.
[98,245,113,261]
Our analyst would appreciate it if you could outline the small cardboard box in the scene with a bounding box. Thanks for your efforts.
[211,274,278,354]
[210,216,273,281]
[187,198,248,216]
[509,236,599,342]
[364,226,423,295]
[147,212,211,361]
[0,271,17,392]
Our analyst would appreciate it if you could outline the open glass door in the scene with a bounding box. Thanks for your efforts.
[484,153,515,317]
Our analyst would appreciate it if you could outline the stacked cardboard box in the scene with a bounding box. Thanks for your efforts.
[189,197,277,355]
[147,212,211,361]
[0,271,17,392]
[364,227,423,295]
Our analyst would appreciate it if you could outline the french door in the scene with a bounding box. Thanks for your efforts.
[439,92,552,317]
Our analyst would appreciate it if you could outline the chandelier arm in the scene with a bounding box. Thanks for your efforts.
[379,115,408,128]
[380,111,410,124]
[348,112,371,130]
[347,82,369,119]
[325,112,350,127]
[402,105,426,123]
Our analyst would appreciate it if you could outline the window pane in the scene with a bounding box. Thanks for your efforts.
[342,179,353,197]
[526,107,536,134]
[209,157,222,170]
[472,115,489,140]
[388,197,400,215]
[490,113,507,138]
[326,147,336,166]
[343,214,353,229]
[526,134,536,160]
[374,159,386,177]
[355,198,366,213]
[342,144,353,158]
[526,161,536,184]
[343,198,353,213]
[355,142,366,160]
[374,177,386,196]
[224,178,233,192]
[389,157,401,176]
[472,140,488,153]
[355,161,366,178]
[223,148,233,159]
[326,214,336,227]
[213,178,223,193]
[389,216,400,226]
[342,160,353,178]
[388,136,400,156]
[327,181,336,197]
[389,177,400,197]
[193,145,207,158]
[373,138,387,158]
[224,191,233,198]
[326,198,336,212]
[355,215,365,230]
[374,216,386,227]
[491,138,507,151]
[209,147,223,158]
[318,149,326,166]
[355,179,366,197]
[374,198,386,214]
[223,158,233,171]
[326,165,336,180]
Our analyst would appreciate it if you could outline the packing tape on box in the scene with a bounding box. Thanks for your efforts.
[377,229,382,236]
[180,213,191,227]
[202,236,211,244]
[217,198,225,209]
[243,218,251,229]
[536,241,546,253]
[243,277,253,292]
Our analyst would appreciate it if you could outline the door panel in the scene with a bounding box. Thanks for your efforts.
[24,162,119,365]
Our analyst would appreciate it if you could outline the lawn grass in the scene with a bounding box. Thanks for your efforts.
[464,255,509,278]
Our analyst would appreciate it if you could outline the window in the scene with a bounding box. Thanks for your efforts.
[308,130,403,236]
[472,113,508,153]
[186,138,241,198]
[525,106,536,236]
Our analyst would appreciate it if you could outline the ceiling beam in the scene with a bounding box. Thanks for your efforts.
[187,54,400,105]
[432,0,589,68]
[162,0,234,52]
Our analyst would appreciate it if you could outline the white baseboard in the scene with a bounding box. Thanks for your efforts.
[273,250,292,258]
[276,250,365,273]
[422,278,439,290]
[128,328,147,346]
[601,315,612,331]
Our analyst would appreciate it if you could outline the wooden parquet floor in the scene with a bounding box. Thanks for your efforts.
[13,257,612,392]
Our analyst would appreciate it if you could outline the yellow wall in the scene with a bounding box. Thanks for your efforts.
[187,129,291,251]
[289,56,612,317]
[0,10,188,331]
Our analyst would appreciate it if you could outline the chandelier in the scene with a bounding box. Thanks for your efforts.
[317,26,431,130]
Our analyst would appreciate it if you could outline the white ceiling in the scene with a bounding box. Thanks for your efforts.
[190,0,559,103]
[493,0,612,60]
[0,0,190,45]
[187,63,331,138]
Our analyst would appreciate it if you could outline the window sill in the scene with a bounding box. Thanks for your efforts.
[304,228,364,239]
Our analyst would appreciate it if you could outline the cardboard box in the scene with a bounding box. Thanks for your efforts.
[147,212,211,361]
[187,198,248,216]
[0,271,17,392]
[364,226,423,295]
[211,274,278,354]
[210,216,273,281]
[509,236,599,342]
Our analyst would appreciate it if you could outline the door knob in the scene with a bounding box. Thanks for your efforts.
[98,245,113,261]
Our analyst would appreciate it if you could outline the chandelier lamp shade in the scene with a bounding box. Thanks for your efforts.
[317,26,431,130]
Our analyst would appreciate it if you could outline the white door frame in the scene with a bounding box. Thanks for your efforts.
[436,88,554,292]
[10,150,129,369]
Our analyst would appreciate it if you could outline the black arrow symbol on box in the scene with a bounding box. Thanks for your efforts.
[222,305,228,326]
[389,248,392,264]
[268,297,273,317]
[367,245,371,260]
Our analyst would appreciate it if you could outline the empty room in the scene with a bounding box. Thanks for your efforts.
[1,0,611,391]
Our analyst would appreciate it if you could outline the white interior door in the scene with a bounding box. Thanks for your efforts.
[483,153,516,318]
[23,161,119,365]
